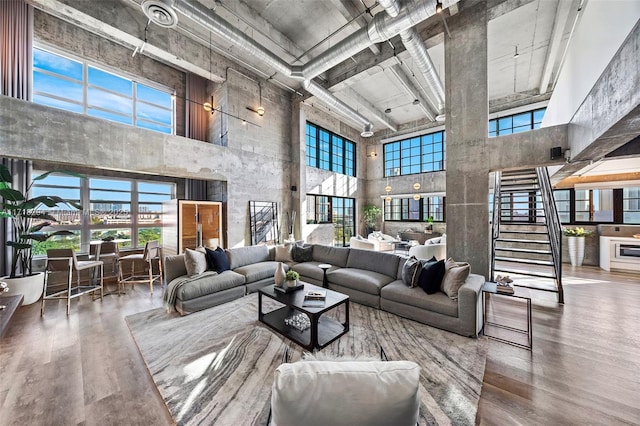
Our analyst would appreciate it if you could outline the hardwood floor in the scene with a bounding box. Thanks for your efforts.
[1,267,639,425]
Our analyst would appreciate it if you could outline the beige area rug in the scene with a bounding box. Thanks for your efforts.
[126,292,487,426]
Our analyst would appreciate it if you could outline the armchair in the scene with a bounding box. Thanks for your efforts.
[408,234,447,260]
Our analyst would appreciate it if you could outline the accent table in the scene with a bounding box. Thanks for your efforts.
[482,282,532,350]
[258,282,349,351]
[318,264,331,288]
[0,295,23,340]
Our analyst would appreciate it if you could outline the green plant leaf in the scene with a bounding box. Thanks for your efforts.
[0,164,12,184]
[0,187,24,202]
[6,241,31,249]
[29,222,53,232]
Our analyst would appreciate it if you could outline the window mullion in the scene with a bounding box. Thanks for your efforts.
[81,178,90,253]
[132,180,139,248]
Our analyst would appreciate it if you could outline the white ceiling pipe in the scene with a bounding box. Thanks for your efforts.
[378,0,445,114]
[388,63,437,121]
[303,80,374,137]
[400,28,445,112]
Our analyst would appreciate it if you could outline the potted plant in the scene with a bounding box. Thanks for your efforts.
[285,270,299,288]
[562,226,593,267]
[0,165,83,305]
[362,204,381,235]
[424,216,434,234]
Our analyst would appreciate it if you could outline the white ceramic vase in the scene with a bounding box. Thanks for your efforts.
[1,272,45,305]
[274,262,286,287]
[567,236,585,266]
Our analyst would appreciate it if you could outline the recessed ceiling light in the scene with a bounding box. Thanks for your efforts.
[384,108,391,114]
[412,99,420,105]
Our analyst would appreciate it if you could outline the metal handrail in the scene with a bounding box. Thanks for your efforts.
[490,171,502,282]
[536,167,563,303]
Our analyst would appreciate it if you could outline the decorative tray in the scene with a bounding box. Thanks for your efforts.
[274,282,304,293]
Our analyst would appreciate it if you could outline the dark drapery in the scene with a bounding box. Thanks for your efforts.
[1,0,33,277]
[185,73,209,143]
[185,179,208,201]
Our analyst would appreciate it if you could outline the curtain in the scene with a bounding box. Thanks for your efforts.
[0,0,33,99]
[1,0,33,276]
[186,73,209,142]
[185,179,208,201]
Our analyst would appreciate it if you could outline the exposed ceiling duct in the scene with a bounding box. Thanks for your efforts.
[379,0,446,114]
[157,0,457,135]
[388,63,437,121]
[303,80,375,137]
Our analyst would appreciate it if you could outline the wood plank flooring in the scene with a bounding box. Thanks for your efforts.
[1,267,639,425]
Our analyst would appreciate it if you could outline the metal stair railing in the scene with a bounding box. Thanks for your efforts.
[536,167,564,303]
[490,171,502,282]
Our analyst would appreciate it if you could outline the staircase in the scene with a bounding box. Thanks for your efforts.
[491,168,564,303]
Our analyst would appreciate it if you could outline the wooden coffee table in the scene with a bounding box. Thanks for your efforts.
[258,282,349,351]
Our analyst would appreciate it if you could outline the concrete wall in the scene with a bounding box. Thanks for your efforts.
[542,0,640,127]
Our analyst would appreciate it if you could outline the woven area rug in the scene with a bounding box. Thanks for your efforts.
[126,293,487,426]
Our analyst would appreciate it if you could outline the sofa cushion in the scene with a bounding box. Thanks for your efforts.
[401,256,424,287]
[312,244,350,267]
[174,270,245,301]
[291,261,338,282]
[271,360,420,426]
[184,248,208,277]
[274,245,293,262]
[346,248,400,278]
[328,268,395,295]
[226,245,270,269]
[418,259,445,294]
[205,247,231,273]
[291,244,314,262]
[381,280,458,317]
[441,258,470,300]
[234,261,283,283]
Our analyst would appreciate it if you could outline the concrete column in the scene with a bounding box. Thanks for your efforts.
[444,1,489,277]
[290,99,305,241]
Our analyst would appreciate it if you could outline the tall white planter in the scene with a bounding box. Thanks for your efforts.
[1,272,45,305]
[567,236,585,266]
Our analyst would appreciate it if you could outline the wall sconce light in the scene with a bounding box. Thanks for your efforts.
[247,82,266,116]
[367,151,378,157]
[513,45,520,59]
[203,96,214,114]
[436,0,443,13]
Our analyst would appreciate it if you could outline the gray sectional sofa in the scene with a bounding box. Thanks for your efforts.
[164,244,484,337]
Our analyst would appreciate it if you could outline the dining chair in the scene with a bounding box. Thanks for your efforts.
[118,240,163,295]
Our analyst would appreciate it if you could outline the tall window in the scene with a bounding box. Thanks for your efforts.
[489,108,546,137]
[306,194,355,246]
[33,47,174,134]
[30,171,175,255]
[383,131,445,177]
[384,196,446,222]
[575,189,613,222]
[623,187,640,224]
[305,122,356,176]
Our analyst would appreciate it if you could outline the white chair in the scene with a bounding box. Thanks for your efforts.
[270,359,420,426]
[408,234,447,260]
[366,231,398,251]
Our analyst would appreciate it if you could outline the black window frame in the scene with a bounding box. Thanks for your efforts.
[489,107,546,138]
[383,130,446,177]
[553,187,639,225]
[383,196,446,222]
[305,122,356,177]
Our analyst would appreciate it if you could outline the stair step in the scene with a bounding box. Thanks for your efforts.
[499,187,540,193]
[493,267,556,279]
[495,257,554,266]
[496,238,551,244]
[495,247,553,255]
[513,282,560,293]
[498,230,549,234]
[501,170,536,176]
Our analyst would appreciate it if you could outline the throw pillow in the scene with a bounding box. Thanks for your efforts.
[291,244,313,263]
[275,245,294,262]
[205,246,231,273]
[401,256,423,288]
[441,258,470,299]
[417,259,445,294]
[184,248,207,277]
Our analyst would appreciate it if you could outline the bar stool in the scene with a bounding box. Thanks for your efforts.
[42,248,104,316]
[119,240,163,295]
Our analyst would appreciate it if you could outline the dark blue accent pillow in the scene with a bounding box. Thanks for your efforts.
[205,247,230,273]
[418,259,445,294]
[292,244,313,263]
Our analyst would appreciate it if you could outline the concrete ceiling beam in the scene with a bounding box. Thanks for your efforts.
[339,87,399,131]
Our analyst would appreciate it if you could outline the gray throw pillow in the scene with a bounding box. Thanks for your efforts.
[184,248,208,277]
[402,256,423,287]
[440,258,470,299]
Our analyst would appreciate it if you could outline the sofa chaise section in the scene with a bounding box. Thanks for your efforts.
[164,254,245,315]
[380,273,484,337]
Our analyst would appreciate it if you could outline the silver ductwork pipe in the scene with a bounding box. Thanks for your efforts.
[303,80,374,137]
[400,28,445,111]
[379,0,445,114]
[172,0,292,77]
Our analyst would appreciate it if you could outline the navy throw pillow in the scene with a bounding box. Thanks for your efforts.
[418,259,445,294]
[205,247,230,273]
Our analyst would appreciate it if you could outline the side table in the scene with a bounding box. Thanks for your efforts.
[482,282,532,350]
[0,294,23,340]
[318,264,331,288]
